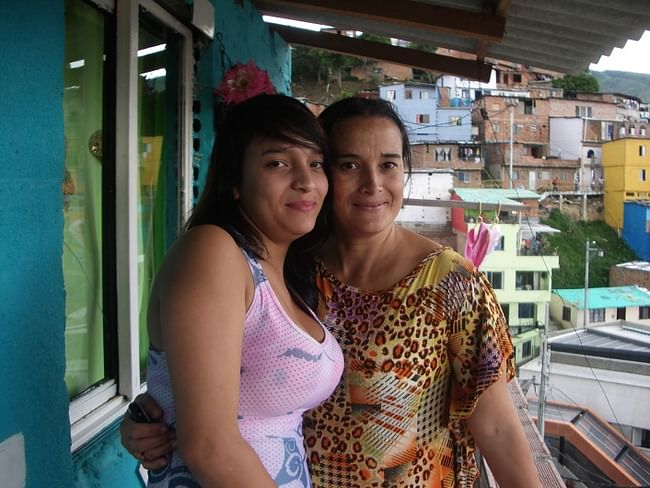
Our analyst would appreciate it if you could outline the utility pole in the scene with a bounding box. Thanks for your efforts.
[507,99,516,189]
[537,302,550,437]
[583,240,602,328]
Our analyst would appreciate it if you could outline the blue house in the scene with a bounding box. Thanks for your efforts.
[379,83,472,144]
[623,201,650,260]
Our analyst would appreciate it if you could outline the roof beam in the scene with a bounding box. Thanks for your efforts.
[255,0,505,42]
[273,26,493,82]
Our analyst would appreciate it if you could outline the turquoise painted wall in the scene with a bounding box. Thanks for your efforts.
[69,1,291,486]
[0,0,289,487]
[0,1,72,487]
[192,0,291,196]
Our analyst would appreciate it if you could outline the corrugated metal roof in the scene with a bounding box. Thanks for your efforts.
[554,285,650,310]
[616,261,650,272]
[256,0,650,77]
[551,327,650,353]
[453,187,540,203]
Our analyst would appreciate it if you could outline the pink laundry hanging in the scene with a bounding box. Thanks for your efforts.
[464,221,492,267]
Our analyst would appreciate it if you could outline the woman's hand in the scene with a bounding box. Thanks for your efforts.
[119,393,176,469]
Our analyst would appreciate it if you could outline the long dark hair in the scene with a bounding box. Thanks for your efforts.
[187,94,330,311]
[318,97,412,175]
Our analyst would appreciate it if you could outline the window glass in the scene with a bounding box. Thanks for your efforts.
[486,271,503,289]
[63,0,111,397]
[562,306,571,321]
[136,10,183,374]
[518,303,535,319]
[640,306,650,320]
[589,308,605,322]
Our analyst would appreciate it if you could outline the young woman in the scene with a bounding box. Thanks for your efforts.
[141,94,343,487]
[123,97,541,488]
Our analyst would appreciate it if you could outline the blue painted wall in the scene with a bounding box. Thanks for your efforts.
[623,202,650,260]
[0,0,289,487]
[379,83,472,144]
[0,1,71,487]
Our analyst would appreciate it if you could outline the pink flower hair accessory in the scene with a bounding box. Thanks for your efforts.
[214,60,275,105]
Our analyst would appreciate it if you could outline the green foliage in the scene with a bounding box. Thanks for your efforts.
[291,46,361,85]
[542,209,639,289]
[552,72,599,97]
[592,70,650,102]
[358,33,391,44]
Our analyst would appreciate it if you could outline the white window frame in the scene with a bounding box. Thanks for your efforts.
[68,0,193,451]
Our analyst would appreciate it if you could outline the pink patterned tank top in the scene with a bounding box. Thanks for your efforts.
[146,246,344,487]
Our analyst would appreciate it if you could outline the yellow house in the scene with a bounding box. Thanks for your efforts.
[601,137,650,230]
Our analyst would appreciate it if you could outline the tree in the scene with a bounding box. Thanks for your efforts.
[552,72,599,97]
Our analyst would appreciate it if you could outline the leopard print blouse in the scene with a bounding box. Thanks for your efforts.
[303,247,515,488]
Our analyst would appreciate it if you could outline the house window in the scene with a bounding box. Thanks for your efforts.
[589,308,605,322]
[521,340,532,358]
[617,307,626,320]
[420,91,429,99]
[493,235,505,251]
[640,146,647,157]
[630,126,636,135]
[416,114,430,124]
[524,99,534,114]
[459,146,480,161]
[640,306,650,319]
[511,170,519,180]
[518,303,535,319]
[404,89,413,99]
[641,126,647,136]
[562,306,571,321]
[456,171,470,183]
[65,0,193,449]
[435,147,451,161]
[513,73,522,83]
[620,126,626,136]
[450,116,462,126]
[641,169,647,181]
[576,105,592,118]
[486,271,503,289]
[385,90,396,100]
[516,271,537,290]
[64,0,112,400]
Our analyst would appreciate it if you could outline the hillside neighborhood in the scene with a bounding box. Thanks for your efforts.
[296,54,650,482]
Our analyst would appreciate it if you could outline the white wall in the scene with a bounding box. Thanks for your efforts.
[549,117,582,160]
[398,171,452,224]
[520,358,650,431]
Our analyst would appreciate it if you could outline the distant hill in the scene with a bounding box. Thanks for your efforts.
[592,70,650,102]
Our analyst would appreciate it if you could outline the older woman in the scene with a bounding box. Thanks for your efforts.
[122,97,541,488]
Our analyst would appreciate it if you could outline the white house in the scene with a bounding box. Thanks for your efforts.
[551,285,650,329]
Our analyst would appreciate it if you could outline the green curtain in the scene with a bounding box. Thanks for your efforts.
[63,0,105,397]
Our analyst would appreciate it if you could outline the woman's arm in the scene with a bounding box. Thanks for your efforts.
[160,226,275,487]
[466,376,542,488]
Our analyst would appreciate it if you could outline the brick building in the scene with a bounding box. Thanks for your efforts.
[610,262,650,290]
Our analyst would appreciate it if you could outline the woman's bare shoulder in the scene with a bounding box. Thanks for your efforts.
[160,225,247,284]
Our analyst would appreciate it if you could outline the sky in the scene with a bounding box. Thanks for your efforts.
[264,17,650,76]
[590,30,650,75]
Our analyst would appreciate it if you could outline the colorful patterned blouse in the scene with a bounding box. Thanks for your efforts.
[304,247,515,488]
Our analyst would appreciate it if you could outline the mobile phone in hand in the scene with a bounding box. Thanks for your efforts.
[127,401,153,423]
